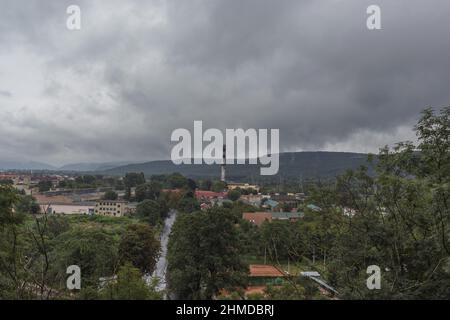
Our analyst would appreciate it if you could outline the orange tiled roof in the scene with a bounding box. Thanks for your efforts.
[195,190,225,199]
[243,212,272,227]
[249,265,285,277]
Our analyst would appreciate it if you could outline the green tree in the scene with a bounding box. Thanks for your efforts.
[168,173,188,189]
[199,179,213,191]
[167,208,248,299]
[227,189,241,202]
[310,107,450,299]
[186,178,197,191]
[1,186,62,299]
[260,220,305,263]
[53,228,118,287]
[15,195,40,215]
[103,190,118,200]
[212,181,227,192]
[119,224,160,274]
[102,263,162,300]
[135,182,162,202]
[124,172,145,200]
[136,200,162,226]
[177,197,200,213]
[0,185,27,299]
[46,215,70,238]
[38,180,52,192]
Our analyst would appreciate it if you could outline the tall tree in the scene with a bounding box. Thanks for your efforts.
[167,208,248,299]
[310,107,450,299]
[124,172,145,200]
[102,263,162,300]
[118,224,160,274]
[103,190,118,200]
[53,228,119,287]
[136,200,162,226]
[135,182,162,202]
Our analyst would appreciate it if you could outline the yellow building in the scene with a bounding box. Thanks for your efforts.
[227,182,260,192]
[95,200,128,217]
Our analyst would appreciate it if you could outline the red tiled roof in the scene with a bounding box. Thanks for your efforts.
[249,265,285,277]
[243,212,272,227]
[195,190,225,199]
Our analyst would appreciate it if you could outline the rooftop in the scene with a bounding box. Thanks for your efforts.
[249,265,286,278]
[243,212,272,226]
[96,200,128,204]
[307,204,322,211]
[195,190,226,198]
[271,211,304,219]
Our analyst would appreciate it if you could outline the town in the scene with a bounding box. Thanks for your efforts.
[0,165,339,299]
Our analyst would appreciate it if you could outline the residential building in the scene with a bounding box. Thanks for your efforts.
[271,211,304,222]
[270,194,300,207]
[227,182,260,192]
[126,202,139,215]
[195,190,226,201]
[243,211,304,226]
[240,194,263,207]
[95,200,128,217]
[246,265,287,296]
[262,199,279,210]
[41,203,95,215]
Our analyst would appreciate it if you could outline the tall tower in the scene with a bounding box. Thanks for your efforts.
[221,144,226,182]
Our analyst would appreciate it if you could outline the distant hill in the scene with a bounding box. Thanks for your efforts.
[0,160,56,171]
[0,160,138,172]
[59,161,136,172]
[102,152,373,181]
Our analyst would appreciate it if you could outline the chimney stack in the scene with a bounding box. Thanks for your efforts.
[221,144,226,182]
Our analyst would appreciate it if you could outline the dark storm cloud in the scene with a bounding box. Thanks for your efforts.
[0,0,449,165]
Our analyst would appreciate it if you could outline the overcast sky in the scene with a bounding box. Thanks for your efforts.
[1,0,449,166]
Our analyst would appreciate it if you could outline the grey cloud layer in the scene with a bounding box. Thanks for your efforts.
[0,0,449,165]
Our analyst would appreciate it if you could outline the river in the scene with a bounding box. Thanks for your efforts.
[147,209,177,298]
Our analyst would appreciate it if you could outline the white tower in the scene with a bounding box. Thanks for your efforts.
[221,144,226,182]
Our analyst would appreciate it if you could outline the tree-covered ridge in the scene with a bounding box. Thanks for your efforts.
[102,151,371,181]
